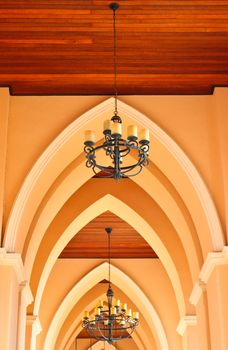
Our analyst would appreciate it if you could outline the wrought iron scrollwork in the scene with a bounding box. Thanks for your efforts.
[84,135,150,179]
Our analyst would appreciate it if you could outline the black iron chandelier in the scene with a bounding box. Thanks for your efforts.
[82,227,139,344]
[84,3,150,180]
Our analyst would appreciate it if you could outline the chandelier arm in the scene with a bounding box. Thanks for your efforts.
[119,148,131,157]
[120,166,143,177]
[97,320,110,343]
[120,156,146,170]
[88,140,148,162]
[88,159,146,177]
[127,139,138,148]
[88,139,146,153]
[86,148,148,177]
[108,323,138,331]
[91,165,116,177]
[119,160,145,173]
[85,160,94,169]
[122,167,143,177]
[91,165,103,177]
[83,317,138,343]
[91,140,123,150]
[139,144,150,155]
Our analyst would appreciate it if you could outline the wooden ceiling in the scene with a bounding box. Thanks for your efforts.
[1,0,228,95]
[59,211,158,259]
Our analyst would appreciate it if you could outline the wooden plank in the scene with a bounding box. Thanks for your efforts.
[59,211,158,259]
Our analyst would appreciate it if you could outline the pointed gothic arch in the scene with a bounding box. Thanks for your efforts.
[33,194,185,319]
[4,97,223,258]
[43,262,169,350]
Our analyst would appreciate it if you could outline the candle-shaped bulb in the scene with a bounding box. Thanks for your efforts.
[127,125,138,139]
[104,119,112,132]
[85,130,95,144]
[127,308,132,317]
[139,128,150,142]
[133,311,139,320]
[104,319,109,326]
[98,300,103,308]
[83,311,89,319]
[111,306,116,315]
[95,307,101,316]
[112,122,122,136]
[121,303,127,311]
[115,299,120,307]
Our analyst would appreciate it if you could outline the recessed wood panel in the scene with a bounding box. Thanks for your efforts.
[59,211,158,259]
[0,0,228,95]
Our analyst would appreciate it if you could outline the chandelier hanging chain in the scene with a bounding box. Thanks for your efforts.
[108,228,111,287]
[112,5,118,116]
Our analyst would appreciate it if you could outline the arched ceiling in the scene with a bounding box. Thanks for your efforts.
[0,0,228,95]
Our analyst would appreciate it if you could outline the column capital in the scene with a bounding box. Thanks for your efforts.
[26,315,42,336]
[190,247,228,306]
[20,281,34,306]
[0,248,33,305]
[177,315,197,336]
[0,248,25,283]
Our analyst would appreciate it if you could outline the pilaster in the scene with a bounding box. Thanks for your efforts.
[0,248,33,350]
[189,247,228,350]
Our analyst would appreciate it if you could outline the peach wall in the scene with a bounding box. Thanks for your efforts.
[207,264,228,350]
[213,89,228,240]
[195,295,211,350]
[0,88,9,243]
[0,265,19,350]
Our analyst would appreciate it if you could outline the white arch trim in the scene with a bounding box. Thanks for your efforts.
[43,262,169,350]
[34,195,185,317]
[4,98,223,252]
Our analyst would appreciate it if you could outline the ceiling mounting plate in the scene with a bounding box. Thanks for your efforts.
[109,2,119,11]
